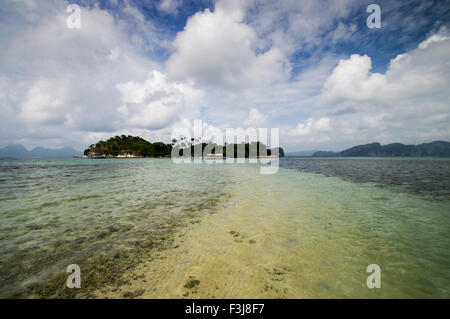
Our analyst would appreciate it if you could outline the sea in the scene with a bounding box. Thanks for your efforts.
[0,157,449,298]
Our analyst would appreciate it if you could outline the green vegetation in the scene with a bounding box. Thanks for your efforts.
[84,135,172,157]
[173,140,284,158]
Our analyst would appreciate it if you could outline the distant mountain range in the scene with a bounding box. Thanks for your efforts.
[0,144,81,158]
[311,141,450,157]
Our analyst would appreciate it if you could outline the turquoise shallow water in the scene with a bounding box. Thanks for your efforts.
[0,158,449,298]
[0,158,238,297]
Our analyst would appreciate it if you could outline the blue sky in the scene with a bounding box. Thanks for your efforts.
[0,0,449,151]
[75,0,449,72]
[82,0,449,71]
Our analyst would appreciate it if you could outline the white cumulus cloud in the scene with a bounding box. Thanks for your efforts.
[243,108,267,127]
[288,118,331,137]
[315,30,450,149]
[166,0,291,90]
[116,70,203,130]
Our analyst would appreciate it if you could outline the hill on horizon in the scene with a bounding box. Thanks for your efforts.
[0,144,81,158]
[312,141,450,157]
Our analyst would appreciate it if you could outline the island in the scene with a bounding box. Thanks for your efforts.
[84,135,285,158]
[84,135,172,158]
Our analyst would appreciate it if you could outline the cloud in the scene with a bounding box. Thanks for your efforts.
[166,0,291,90]
[288,118,331,137]
[320,54,386,104]
[116,70,203,130]
[418,33,450,49]
[0,1,169,148]
[19,78,70,125]
[246,0,359,56]
[243,108,267,127]
[157,0,183,14]
[314,29,450,149]
[0,0,449,152]
[321,31,450,104]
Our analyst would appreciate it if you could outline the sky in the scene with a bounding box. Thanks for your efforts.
[0,0,449,152]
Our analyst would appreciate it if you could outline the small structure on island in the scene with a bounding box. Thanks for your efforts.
[116,153,136,158]
[205,153,223,159]
[87,152,106,159]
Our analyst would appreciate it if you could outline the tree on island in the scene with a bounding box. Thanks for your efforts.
[83,135,172,157]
